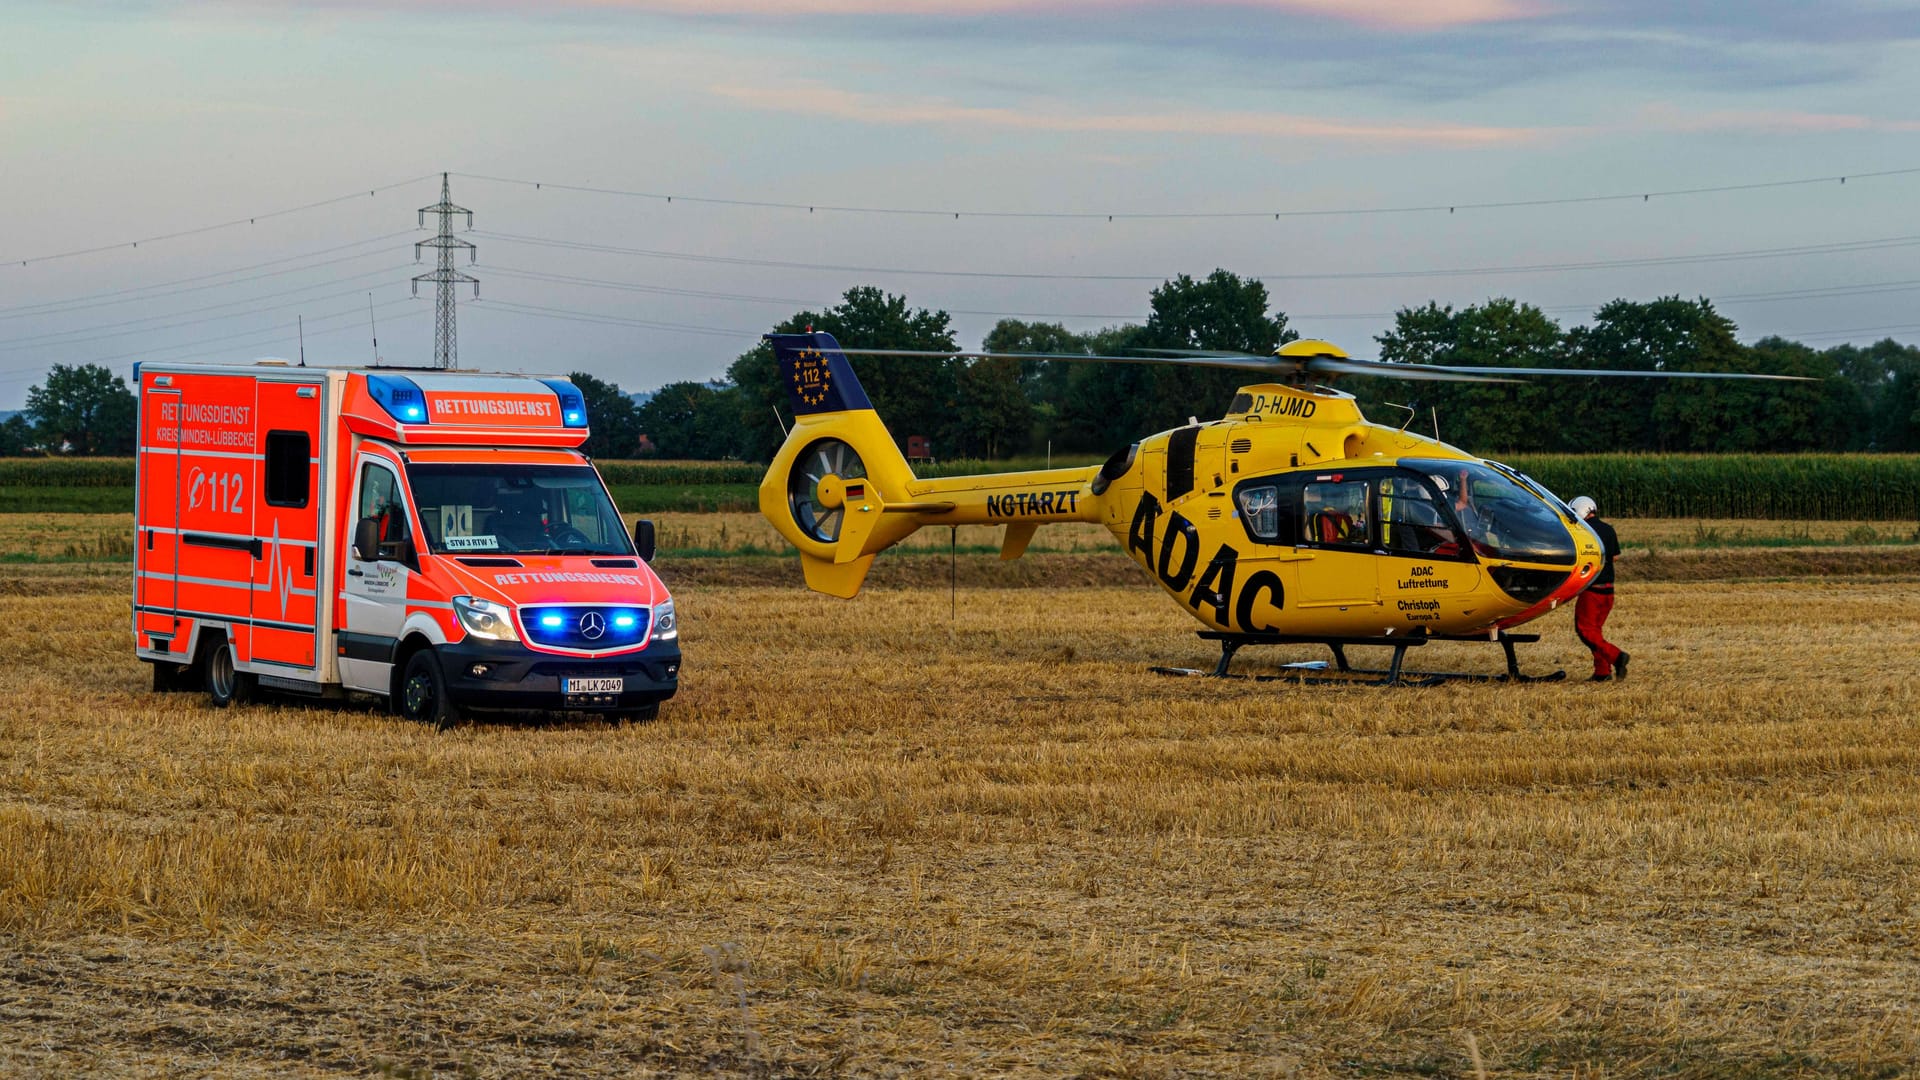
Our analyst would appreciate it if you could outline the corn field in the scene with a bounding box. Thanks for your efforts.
[6,454,1919,519]
[1505,454,1920,519]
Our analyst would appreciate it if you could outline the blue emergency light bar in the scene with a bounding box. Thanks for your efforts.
[539,378,590,428]
[366,373,429,424]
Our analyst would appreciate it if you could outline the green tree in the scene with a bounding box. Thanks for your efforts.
[1048,271,1296,452]
[952,357,1032,458]
[1370,298,1565,454]
[1622,298,1820,452]
[569,371,643,459]
[1744,338,1853,451]
[1563,298,1729,452]
[1824,339,1920,451]
[0,413,35,456]
[26,364,135,455]
[982,318,1102,452]
[635,381,730,459]
[725,286,960,461]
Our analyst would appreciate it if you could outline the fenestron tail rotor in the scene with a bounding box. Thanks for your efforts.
[788,437,867,542]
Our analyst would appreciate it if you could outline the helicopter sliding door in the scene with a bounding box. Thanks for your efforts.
[1292,475,1379,611]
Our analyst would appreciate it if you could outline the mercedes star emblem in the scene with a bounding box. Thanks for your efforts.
[578,611,606,640]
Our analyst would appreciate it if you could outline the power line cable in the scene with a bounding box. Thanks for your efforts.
[0,231,419,322]
[475,227,1920,282]
[481,263,1146,320]
[0,266,413,350]
[469,299,756,339]
[455,165,1920,222]
[0,274,415,353]
[0,297,425,383]
[1,176,438,268]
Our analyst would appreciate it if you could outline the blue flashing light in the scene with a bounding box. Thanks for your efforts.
[612,614,637,629]
[539,378,590,429]
[539,614,566,629]
[366,373,429,426]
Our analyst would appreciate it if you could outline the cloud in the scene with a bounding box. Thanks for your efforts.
[605,0,1550,30]
[1635,103,1920,135]
[267,0,1550,31]
[709,80,1549,145]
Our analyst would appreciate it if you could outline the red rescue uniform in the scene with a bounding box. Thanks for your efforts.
[1575,514,1624,678]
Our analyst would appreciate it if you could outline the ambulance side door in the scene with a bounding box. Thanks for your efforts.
[338,455,415,694]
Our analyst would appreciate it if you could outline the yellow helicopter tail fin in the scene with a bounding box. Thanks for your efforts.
[758,331,923,597]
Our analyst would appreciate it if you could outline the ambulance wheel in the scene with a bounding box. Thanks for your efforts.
[398,650,462,731]
[205,639,256,708]
[151,659,197,693]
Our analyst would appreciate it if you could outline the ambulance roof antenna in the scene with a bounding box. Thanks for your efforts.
[297,315,306,367]
[368,293,383,367]
[413,172,477,370]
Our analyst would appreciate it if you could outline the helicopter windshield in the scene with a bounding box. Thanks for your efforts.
[1410,459,1576,565]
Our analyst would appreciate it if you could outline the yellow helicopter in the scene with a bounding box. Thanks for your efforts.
[756,331,1806,683]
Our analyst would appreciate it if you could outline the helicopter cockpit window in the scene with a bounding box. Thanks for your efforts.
[1415,459,1577,565]
[1301,479,1370,547]
[1379,473,1465,558]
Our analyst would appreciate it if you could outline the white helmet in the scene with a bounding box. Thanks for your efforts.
[1568,495,1597,519]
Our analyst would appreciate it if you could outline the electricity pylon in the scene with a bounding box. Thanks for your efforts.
[413,172,478,369]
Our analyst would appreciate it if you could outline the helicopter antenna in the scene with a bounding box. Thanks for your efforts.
[1432,406,1441,441]
[771,403,788,437]
[1385,401,1417,433]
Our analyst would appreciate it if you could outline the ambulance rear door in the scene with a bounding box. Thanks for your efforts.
[136,374,183,654]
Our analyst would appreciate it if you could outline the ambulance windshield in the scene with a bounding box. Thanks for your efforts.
[407,464,634,556]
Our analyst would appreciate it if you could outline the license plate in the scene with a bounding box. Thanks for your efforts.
[565,677,623,694]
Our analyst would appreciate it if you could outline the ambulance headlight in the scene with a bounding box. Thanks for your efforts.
[453,596,520,642]
[650,600,676,642]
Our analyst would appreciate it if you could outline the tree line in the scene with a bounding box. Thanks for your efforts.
[8,272,1918,458]
[597,275,1920,461]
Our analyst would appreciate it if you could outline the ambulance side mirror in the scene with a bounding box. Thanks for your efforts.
[353,518,380,562]
[632,519,656,562]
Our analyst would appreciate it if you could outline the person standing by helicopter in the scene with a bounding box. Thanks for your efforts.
[1568,495,1628,682]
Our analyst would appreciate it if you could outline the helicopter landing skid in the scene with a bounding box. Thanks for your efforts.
[1150,631,1566,687]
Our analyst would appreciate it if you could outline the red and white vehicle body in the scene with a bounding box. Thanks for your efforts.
[133,361,679,722]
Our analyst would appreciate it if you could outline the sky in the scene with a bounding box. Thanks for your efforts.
[4,0,1920,410]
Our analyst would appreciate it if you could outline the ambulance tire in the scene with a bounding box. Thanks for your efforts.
[397,649,462,731]
[204,638,256,708]
[151,659,198,693]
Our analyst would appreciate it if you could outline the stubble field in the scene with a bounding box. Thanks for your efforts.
[2,542,1918,1077]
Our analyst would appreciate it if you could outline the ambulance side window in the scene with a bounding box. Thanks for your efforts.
[357,463,411,554]
[264,430,310,508]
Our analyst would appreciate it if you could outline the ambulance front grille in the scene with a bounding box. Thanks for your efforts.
[520,605,651,651]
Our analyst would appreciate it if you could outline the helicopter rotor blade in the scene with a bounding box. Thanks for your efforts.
[824,346,1816,383]
[1406,364,1815,381]
[828,346,1291,372]
[1302,356,1516,383]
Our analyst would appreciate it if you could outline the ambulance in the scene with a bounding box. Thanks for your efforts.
[133,361,680,725]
